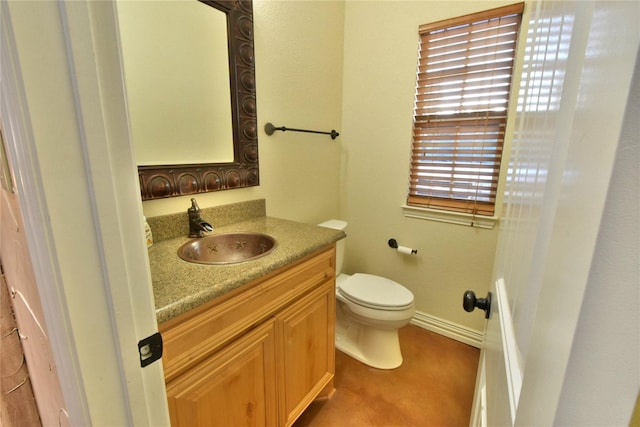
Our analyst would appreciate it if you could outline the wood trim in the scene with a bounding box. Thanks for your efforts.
[419,3,524,33]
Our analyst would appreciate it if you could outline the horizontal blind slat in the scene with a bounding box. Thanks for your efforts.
[406,196,496,216]
[416,82,512,100]
[419,13,521,39]
[420,48,517,74]
[422,26,519,52]
[412,154,502,159]
[408,5,523,217]
[415,113,507,124]
[418,3,524,33]
[417,60,515,81]
[415,70,513,88]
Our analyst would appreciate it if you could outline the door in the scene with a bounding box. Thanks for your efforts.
[470,1,640,426]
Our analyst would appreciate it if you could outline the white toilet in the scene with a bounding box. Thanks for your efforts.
[318,220,415,369]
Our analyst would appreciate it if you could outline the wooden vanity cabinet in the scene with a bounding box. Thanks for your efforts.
[160,245,336,427]
[276,280,335,426]
[166,319,278,426]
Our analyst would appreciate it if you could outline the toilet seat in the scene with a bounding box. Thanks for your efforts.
[338,273,414,311]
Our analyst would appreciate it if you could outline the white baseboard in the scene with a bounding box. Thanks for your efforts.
[410,310,484,348]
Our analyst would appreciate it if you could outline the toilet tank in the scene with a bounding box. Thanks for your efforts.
[317,219,347,275]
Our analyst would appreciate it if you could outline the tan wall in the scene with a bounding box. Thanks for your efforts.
[142,1,517,332]
[339,1,516,331]
[141,0,345,227]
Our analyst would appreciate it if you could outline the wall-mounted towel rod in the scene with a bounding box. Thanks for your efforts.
[264,122,340,140]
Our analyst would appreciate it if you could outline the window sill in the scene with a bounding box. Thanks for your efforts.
[401,204,499,230]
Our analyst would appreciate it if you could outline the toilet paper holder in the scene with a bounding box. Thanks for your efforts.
[388,239,418,255]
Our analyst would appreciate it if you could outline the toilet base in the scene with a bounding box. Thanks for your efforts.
[335,305,404,369]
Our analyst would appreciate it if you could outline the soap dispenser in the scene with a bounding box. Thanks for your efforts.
[143,216,153,248]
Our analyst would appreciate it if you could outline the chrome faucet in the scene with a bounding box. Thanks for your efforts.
[188,198,213,238]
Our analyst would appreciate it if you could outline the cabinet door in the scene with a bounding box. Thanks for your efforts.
[166,319,277,427]
[276,281,335,426]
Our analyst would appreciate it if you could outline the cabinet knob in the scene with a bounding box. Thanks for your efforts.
[462,290,492,319]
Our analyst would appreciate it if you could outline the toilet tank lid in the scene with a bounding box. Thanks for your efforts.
[318,219,347,231]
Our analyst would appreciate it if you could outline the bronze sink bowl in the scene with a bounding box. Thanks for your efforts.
[177,232,277,265]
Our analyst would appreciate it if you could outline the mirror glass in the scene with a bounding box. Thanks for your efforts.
[118,1,234,164]
[116,0,259,201]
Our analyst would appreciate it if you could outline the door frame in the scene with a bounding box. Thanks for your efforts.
[1,1,170,424]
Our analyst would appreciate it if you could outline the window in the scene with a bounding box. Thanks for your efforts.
[407,3,524,217]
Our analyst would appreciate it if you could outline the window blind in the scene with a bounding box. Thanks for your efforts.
[408,3,524,216]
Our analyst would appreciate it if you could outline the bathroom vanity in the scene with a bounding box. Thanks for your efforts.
[147,201,345,426]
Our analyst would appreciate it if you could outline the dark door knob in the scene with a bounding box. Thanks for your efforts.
[463,290,492,319]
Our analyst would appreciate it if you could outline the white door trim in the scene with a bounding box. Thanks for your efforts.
[495,278,521,423]
[0,2,90,423]
[57,1,170,424]
[469,351,487,427]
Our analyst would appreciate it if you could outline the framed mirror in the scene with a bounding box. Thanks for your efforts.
[119,0,259,201]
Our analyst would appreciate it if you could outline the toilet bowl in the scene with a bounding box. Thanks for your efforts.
[318,220,415,369]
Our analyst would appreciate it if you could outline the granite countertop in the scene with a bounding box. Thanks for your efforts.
[149,216,345,324]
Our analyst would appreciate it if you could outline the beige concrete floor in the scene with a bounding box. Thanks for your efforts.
[294,325,480,427]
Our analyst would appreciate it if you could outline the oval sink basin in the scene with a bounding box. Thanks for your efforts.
[177,232,277,265]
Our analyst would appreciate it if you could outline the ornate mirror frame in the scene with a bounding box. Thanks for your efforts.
[137,0,258,201]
